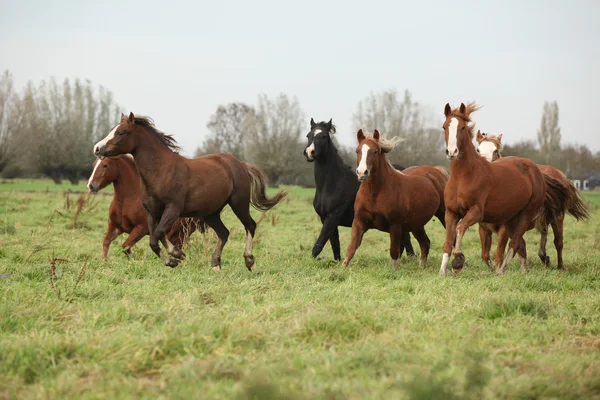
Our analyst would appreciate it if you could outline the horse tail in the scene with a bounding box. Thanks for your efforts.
[242,162,287,212]
[564,177,591,221]
[535,174,570,231]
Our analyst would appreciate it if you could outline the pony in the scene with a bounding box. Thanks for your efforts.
[476,131,590,269]
[439,102,561,274]
[86,154,205,259]
[342,129,449,269]
[303,118,414,261]
[93,113,286,271]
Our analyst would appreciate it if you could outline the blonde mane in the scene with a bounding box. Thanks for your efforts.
[363,131,404,154]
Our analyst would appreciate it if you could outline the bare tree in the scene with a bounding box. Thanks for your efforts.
[197,103,254,159]
[537,101,561,164]
[245,94,305,184]
[0,71,24,173]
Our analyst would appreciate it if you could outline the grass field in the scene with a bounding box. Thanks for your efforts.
[1,179,600,399]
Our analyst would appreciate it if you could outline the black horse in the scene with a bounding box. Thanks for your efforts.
[303,118,415,261]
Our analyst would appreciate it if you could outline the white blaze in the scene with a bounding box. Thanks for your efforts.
[86,159,101,190]
[356,144,370,177]
[305,129,322,159]
[447,118,459,157]
[478,141,497,162]
[94,124,120,157]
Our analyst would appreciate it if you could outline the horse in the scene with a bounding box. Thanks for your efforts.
[86,154,205,259]
[341,129,449,270]
[93,113,286,271]
[439,102,562,275]
[476,131,590,269]
[303,118,415,261]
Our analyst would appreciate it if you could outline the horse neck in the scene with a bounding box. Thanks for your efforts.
[112,158,140,201]
[314,144,347,188]
[130,131,176,186]
[363,155,396,195]
[451,132,485,173]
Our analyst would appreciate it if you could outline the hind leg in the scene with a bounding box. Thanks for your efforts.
[229,199,258,271]
[389,225,404,270]
[330,227,341,261]
[400,231,415,258]
[551,214,565,270]
[203,214,230,271]
[478,224,495,272]
[497,213,533,274]
[538,224,550,266]
[411,227,431,267]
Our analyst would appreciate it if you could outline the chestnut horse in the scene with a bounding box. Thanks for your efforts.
[86,154,205,259]
[94,113,286,271]
[440,102,557,274]
[342,129,449,269]
[476,132,590,269]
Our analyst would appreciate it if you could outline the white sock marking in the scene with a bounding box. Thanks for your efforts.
[440,253,450,275]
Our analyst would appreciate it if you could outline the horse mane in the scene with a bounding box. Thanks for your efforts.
[450,101,482,138]
[477,133,504,152]
[363,131,403,154]
[133,116,181,153]
[314,120,337,135]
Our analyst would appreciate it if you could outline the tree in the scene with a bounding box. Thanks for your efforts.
[352,89,446,166]
[537,101,561,164]
[0,71,24,173]
[197,103,254,159]
[245,94,305,184]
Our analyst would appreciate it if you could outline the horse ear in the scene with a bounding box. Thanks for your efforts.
[497,134,503,142]
[476,130,483,142]
[310,118,316,129]
[128,112,135,124]
[373,130,380,141]
[328,119,336,135]
[444,103,451,117]
[460,103,466,114]
[357,129,365,142]
[120,112,127,122]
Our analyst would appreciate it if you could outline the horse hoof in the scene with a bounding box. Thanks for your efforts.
[165,258,180,268]
[212,265,221,271]
[247,263,256,272]
[451,253,465,272]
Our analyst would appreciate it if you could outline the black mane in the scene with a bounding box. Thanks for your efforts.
[133,116,181,153]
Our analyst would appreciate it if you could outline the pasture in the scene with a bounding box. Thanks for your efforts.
[1,180,600,399]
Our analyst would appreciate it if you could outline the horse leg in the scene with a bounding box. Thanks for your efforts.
[203,213,230,271]
[389,225,404,270]
[102,221,122,259]
[229,202,258,272]
[451,206,483,273]
[494,226,510,271]
[537,224,550,266]
[440,210,459,275]
[411,226,431,267]
[150,204,182,268]
[342,220,367,268]
[516,237,528,271]
[313,209,344,260]
[551,214,565,270]
[400,232,416,258]
[498,213,532,274]
[478,224,495,272]
[121,224,148,257]
[330,227,341,262]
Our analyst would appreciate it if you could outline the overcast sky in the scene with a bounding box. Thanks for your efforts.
[1,0,599,156]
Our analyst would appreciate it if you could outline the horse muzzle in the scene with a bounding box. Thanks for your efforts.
[87,183,99,194]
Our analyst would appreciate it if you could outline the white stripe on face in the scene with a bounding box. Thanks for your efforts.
[478,141,497,162]
[447,118,459,157]
[305,142,315,159]
[313,129,322,135]
[87,159,101,190]
[94,124,119,157]
[356,144,370,177]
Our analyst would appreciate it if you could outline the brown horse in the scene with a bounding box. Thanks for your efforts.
[440,102,555,274]
[342,129,448,269]
[93,113,286,271]
[86,155,205,259]
[476,132,590,269]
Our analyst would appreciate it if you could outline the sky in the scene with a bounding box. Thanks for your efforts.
[1,0,599,156]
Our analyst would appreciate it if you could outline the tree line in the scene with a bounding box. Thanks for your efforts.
[1,69,598,185]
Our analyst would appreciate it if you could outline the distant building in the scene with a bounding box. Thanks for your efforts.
[570,175,600,191]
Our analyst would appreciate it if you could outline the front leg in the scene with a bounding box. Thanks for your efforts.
[342,219,367,268]
[149,204,182,268]
[121,224,149,257]
[102,221,122,259]
[451,205,483,273]
[312,204,347,260]
[439,210,459,275]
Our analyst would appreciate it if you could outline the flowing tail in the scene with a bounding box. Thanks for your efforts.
[535,174,572,231]
[243,162,287,211]
[564,177,591,221]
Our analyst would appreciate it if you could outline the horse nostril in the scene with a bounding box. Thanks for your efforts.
[445,149,450,156]
[364,170,369,176]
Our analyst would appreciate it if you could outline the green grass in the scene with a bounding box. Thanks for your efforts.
[1,179,600,399]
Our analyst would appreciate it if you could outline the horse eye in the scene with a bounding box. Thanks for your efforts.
[373,150,378,154]
[355,150,359,154]
[102,164,108,168]
[117,131,124,136]
[476,149,480,153]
